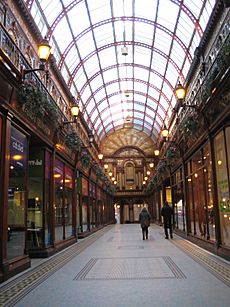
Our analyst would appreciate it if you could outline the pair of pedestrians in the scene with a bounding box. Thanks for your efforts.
[139,201,173,240]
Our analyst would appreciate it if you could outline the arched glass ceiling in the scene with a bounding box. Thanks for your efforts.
[25,0,216,145]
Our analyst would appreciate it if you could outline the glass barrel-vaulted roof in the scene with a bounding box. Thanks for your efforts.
[25,0,215,146]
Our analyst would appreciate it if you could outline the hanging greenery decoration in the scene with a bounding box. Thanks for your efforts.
[181,115,199,141]
[165,144,179,164]
[80,152,91,169]
[17,80,60,126]
[156,160,168,176]
[94,164,104,180]
[64,131,82,152]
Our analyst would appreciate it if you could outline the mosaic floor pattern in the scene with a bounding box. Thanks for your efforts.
[74,256,186,280]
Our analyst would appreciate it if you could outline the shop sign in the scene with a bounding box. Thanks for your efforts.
[10,126,27,169]
[29,149,44,177]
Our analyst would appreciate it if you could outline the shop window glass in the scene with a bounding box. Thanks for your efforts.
[45,151,51,245]
[82,197,88,232]
[54,159,64,242]
[203,143,215,241]
[27,148,44,249]
[82,178,88,231]
[192,150,207,238]
[64,166,73,238]
[7,127,27,260]
[187,171,194,234]
[214,130,230,246]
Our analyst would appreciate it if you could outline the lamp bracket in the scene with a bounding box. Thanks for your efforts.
[21,63,46,80]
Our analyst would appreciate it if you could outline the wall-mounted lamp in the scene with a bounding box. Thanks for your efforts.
[175,81,197,109]
[62,99,80,126]
[161,125,169,139]
[149,162,154,168]
[21,37,51,80]
[108,170,113,177]
[98,153,104,160]
[81,129,94,149]
[154,149,160,157]
[104,164,109,171]
[175,81,186,101]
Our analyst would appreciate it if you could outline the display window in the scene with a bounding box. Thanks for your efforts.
[173,168,185,231]
[54,159,74,241]
[54,159,64,241]
[27,148,44,248]
[45,150,52,246]
[64,166,73,238]
[214,129,230,247]
[7,126,27,260]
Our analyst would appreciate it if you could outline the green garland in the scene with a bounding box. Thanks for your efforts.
[18,80,60,126]
[65,131,82,152]
[80,153,91,169]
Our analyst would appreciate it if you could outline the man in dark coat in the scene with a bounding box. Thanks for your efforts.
[161,201,173,239]
[139,207,151,240]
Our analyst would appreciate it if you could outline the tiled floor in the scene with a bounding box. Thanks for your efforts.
[0,224,229,307]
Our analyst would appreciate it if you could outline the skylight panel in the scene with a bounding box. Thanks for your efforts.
[103,69,117,84]
[154,29,171,54]
[95,90,107,104]
[65,48,80,71]
[99,49,117,68]
[145,115,153,125]
[39,0,62,25]
[135,0,156,20]
[78,32,96,59]
[145,107,155,119]
[134,111,143,119]
[177,13,195,44]
[148,87,159,100]
[90,76,104,92]
[83,57,101,77]
[81,86,92,103]
[161,83,174,101]
[93,24,114,48]
[106,83,120,95]
[134,118,144,126]
[88,0,111,24]
[31,3,48,36]
[53,19,72,53]
[157,105,166,119]
[183,0,202,17]
[90,110,97,122]
[157,1,179,31]
[74,68,88,90]
[149,73,163,89]
[134,82,147,93]
[146,99,157,111]
[114,21,126,43]
[105,124,113,133]
[86,100,96,114]
[67,3,89,36]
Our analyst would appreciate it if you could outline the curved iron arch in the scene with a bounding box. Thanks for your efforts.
[57,16,192,70]
[68,41,185,87]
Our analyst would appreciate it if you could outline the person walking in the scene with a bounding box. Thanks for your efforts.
[161,201,173,239]
[139,207,151,240]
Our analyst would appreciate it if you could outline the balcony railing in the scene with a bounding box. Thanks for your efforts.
[0,22,72,125]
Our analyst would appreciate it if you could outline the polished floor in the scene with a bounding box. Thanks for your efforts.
[0,224,230,307]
